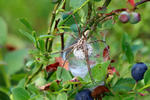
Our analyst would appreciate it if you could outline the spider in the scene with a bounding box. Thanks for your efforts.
[52,14,106,83]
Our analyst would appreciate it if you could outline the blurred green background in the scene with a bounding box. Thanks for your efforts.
[0,0,150,99]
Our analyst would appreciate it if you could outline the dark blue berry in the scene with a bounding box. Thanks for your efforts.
[131,62,148,81]
[129,12,141,24]
[119,11,130,23]
[75,89,94,100]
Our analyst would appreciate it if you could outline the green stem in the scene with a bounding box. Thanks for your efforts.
[138,84,150,92]
[59,0,90,26]
[132,82,138,90]
[25,64,43,87]
[0,49,11,88]
[45,2,61,51]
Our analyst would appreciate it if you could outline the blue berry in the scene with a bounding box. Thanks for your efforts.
[75,89,94,100]
[119,11,130,23]
[131,62,148,81]
[129,12,141,24]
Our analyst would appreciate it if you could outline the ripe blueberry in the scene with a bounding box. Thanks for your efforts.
[131,62,148,81]
[129,12,141,24]
[119,11,130,23]
[75,89,94,100]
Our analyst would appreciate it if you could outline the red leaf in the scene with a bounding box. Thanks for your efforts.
[128,0,135,7]
[6,44,16,51]
[107,66,120,76]
[91,85,110,98]
[55,57,69,70]
[103,46,110,62]
[110,59,115,63]
[39,80,61,91]
[46,62,59,72]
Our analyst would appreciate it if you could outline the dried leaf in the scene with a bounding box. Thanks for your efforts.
[91,85,109,98]
[55,57,69,70]
[39,80,61,91]
[107,66,120,76]
[39,83,51,91]
[103,46,110,62]
[46,62,59,72]
[6,44,17,51]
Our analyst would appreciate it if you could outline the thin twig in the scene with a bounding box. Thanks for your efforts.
[59,49,74,78]
[135,0,150,6]
[61,33,64,56]
[102,0,112,8]
[46,3,61,51]
[84,43,95,83]
[72,15,81,38]
[51,43,76,55]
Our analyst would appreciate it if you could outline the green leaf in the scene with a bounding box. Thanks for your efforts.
[57,92,67,100]
[4,49,28,75]
[38,39,45,51]
[122,33,134,63]
[49,94,57,100]
[19,18,33,31]
[70,24,81,33]
[12,87,30,100]
[85,61,110,82]
[29,95,49,100]
[144,69,150,85]
[123,96,135,100]
[0,91,10,100]
[27,84,40,95]
[56,67,72,82]
[0,17,7,45]
[93,0,101,2]
[112,78,135,92]
[70,0,86,9]
[102,19,113,29]
[38,35,54,39]
[19,29,36,44]
[49,81,61,91]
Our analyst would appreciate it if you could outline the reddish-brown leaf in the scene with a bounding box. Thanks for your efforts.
[46,62,59,72]
[39,83,51,91]
[128,0,135,7]
[110,59,115,63]
[6,44,16,51]
[107,66,120,76]
[94,54,100,58]
[39,80,61,91]
[55,57,69,70]
[103,46,110,62]
[91,85,110,98]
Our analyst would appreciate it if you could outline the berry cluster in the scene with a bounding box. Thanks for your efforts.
[119,11,141,24]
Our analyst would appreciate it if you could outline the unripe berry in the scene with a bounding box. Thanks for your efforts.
[75,89,94,100]
[131,62,148,81]
[129,12,141,24]
[119,11,130,23]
